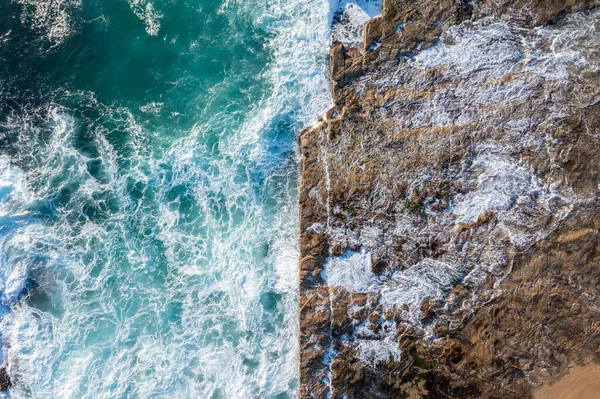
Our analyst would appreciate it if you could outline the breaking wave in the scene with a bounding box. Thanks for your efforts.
[0,0,336,397]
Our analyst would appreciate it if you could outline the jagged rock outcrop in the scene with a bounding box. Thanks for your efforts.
[299,1,600,397]
[0,367,11,391]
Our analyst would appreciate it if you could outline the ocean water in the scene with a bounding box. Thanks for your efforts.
[0,0,334,397]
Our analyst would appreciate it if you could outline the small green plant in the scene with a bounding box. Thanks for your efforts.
[406,200,423,211]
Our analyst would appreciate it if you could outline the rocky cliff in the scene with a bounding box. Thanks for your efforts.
[299,0,600,397]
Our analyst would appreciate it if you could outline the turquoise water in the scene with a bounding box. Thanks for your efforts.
[0,0,332,397]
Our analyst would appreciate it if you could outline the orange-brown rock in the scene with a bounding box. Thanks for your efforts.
[299,0,600,398]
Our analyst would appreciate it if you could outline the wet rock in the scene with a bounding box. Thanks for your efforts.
[0,368,11,391]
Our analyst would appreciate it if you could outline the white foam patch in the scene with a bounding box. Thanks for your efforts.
[323,251,462,315]
[337,0,381,19]
[127,0,162,36]
[380,259,463,310]
[0,158,35,307]
[16,0,81,47]
[409,11,600,95]
[0,254,28,307]
[139,102,164,115]
[324,254,462,364]
[331,0,382,48]
[356,338,401,367]
[524,13,600,81]
[415,23,522,78]
[452,148,533,223]
[0,156,30,217]
[322,248,376,292]
[410,99,456,129]
[331,4,371,48]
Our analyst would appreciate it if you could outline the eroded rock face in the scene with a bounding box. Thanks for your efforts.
[299,1,600,398]
[0,367,12,391]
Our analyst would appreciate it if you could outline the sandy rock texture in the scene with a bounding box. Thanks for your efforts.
[299,0,600,398]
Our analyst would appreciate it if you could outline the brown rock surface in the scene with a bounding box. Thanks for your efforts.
[299,0,600,398]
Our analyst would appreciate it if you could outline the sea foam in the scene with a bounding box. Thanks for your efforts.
[0,0,336,397]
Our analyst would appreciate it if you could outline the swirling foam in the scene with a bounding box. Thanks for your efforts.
[0,0,336,397]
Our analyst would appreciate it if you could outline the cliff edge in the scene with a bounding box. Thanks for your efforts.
[299,0,600,397]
